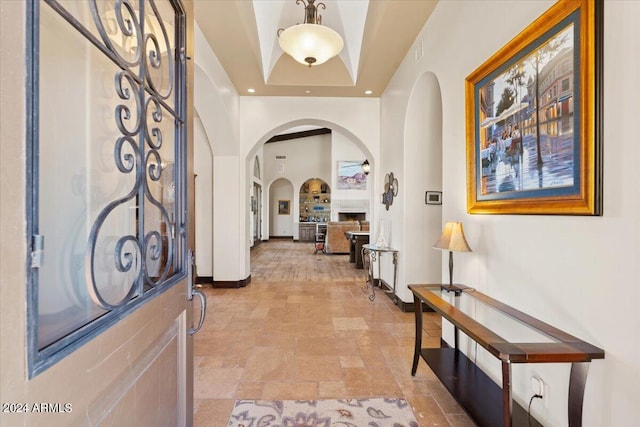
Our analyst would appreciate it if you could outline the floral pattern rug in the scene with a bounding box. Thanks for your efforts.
[227,398,419,427]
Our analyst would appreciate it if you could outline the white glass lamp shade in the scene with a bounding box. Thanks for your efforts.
[278,23,344,66]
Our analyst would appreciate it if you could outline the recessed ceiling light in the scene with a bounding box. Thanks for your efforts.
[365,90,373,95]
[305,90,311,94]
[248,88,256,93]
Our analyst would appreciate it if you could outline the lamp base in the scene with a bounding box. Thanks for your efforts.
[441,284,464,296]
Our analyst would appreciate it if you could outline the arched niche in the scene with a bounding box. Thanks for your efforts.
[299,178,331,223]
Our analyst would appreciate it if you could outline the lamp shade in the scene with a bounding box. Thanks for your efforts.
[278,23,344,67]
[433,222,472,253]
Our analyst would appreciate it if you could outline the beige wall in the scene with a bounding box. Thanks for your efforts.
[382,0,640,426]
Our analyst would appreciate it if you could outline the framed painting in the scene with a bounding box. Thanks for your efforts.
[278,199,290,215]
[466,0,602,215]
[425,191,442,205]
[337,161,367,190]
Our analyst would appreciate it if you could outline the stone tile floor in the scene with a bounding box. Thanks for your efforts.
[193,240,475,426]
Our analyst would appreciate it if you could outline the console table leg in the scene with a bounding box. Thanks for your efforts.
[568,362,589,427]
[501,360,513,427]
[411,295,422,376]
[454,326,459,350]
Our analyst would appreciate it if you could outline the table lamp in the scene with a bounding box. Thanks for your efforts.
[433,222,472,294]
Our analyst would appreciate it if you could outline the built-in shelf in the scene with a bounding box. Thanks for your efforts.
[299,178,330,223]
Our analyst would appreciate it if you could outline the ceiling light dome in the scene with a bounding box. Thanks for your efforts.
[277,0,344,67]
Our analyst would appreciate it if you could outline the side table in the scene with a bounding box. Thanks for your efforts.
[344,231,370,268]
[361,244,398,302]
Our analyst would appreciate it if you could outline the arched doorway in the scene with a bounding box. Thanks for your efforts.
[251,156,263,246]
[269,178,295,238]
[403,72,444,288]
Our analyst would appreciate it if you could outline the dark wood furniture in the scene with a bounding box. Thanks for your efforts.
[409,284,604,427]
[298,223,316,242]
[344,231,369,268]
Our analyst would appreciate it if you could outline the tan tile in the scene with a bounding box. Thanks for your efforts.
[287,295,315,304]
[194,338,237,357]
[332,317,370,331]
[406,395,451,427]
[234,382,265,399]
[296,337,357,357]
[194,399,235,427]
[241,347,294,381]
[194,359,243,399]
[447,413,477,427]
[193,240,447,422]
[342,367,401,396]
[339,355,364,368]
[318,381,348,398]
[261,381,319,400]
[393,377,442,397]
[353,330,398,346]
[431,382,466,415]
[296,355,343,381]
[253,333,297,349]
[250,307,270,319]
[422,336,444,348]
[357,345,388,368]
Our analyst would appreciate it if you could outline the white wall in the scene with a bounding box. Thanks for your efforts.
[194,116,213,277]
[382,0,640,426]
[194,23,243,281]
[212,156,241,281]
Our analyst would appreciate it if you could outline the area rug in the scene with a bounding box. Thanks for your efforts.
[227,398,419,427]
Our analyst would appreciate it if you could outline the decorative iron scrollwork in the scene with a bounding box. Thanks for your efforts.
[90,0,142,67]
[86,0,176,310]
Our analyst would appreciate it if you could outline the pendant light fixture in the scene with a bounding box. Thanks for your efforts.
[277,0,344,67]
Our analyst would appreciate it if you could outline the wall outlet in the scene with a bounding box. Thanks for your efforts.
[531,376,545,398]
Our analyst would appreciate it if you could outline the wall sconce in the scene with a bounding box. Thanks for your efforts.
[361,159,370,175]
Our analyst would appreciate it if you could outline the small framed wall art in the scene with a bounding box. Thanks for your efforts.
[425,191,442,205]
[278,199,290,215]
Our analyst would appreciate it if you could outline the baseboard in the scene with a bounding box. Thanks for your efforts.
[212,275,251,288]
[195,275,213,284]
[270,236,293,240]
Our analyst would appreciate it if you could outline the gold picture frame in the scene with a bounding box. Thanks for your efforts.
[466,0,602,215]
[278,199,290,215]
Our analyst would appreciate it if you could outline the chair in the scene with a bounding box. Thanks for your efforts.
[315,223,327,254]
[324,221,360,254]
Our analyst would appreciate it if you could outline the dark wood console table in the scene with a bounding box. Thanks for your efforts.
[344,231,369,268]
[409,284,604,427]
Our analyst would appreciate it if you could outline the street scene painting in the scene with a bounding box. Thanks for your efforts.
[466,0,602,215]
[337,161,367,190]
[478,24,574,196]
